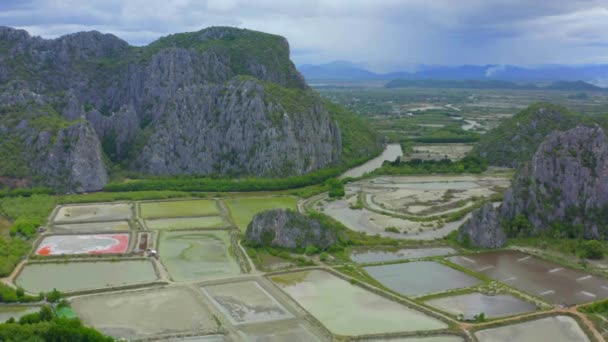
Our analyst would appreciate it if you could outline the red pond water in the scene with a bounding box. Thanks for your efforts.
[36,234,129,256]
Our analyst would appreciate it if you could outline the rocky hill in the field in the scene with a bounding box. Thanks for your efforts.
[0,26,380,192]
[460,125,608,247]
[244,209,339,251]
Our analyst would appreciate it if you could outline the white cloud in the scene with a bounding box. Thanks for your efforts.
[2,0,608,70]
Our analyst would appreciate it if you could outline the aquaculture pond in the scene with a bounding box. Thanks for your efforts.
[16,260,157,293]
[51,221,131,233]
[368,337,464,342]
[474,315,589,342]
[159,230,240,281]
[72,287,217,340]
[202,281,292,324]
[140,200,219,219]
[364,261,481,297]
[145,216,226,230]
[53,203,132,223]
[351,247,456,264]
[271,270,446,336]
[425,292,536,319]
[35,234,129,255]
[0,305,41,322]
[238,322,322,342]
[449,250,608,305]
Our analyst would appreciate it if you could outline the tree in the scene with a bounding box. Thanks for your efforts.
[578,240,604,260]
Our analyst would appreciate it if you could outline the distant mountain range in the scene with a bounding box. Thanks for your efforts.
[298,61,608,86]
[384,79,607,91]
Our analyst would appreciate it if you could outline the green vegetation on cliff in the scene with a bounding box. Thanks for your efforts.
[471,103,608,167]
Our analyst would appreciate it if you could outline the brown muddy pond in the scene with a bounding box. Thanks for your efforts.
[351,247,456,264]
[364,261,482,297]
[448,250,608,305]
[426,292,536,319]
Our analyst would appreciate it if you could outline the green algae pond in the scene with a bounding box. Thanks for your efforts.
[15,260,158,293]
[140,200,219,219]
[159,230,240,281]
[364,261,482,297]
[146,216,226,230]
[271,270,447,336]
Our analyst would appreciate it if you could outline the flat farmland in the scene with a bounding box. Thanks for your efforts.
[140,200,219,219]
[225,197,297,232]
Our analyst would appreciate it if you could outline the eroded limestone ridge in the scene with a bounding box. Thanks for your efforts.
[460,125,608,248]
[244,209,338,251]
[0,26,360,192]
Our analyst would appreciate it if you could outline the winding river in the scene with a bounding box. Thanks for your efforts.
[340,144,403,179]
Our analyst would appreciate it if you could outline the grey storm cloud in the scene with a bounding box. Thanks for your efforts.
[1,0,608,71]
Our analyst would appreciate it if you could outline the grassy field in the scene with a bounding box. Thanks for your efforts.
[225,196,298,232]
[145,216,226,230]
[140,200,219,219]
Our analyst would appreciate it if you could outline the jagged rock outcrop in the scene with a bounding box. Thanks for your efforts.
[458,203,506,248]
[0,26,378,192]
[245,209,338,250]
[461,125,608,247]
[32,122,108,192]
[501,125,608,238]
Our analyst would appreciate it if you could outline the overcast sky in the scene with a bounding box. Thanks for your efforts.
[2,0,608,72]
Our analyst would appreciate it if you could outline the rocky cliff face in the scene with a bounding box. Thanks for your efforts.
[501,125,608,238]
[244,209,338,250]
[458,203,506,248]
[460,125,608,247]
[0,26,372,191]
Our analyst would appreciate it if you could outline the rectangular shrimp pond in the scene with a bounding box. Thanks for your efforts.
[364,261,482,297]
[53,203,132,223]
[140,200,220,219]
[35,234,129,255]
[16,260,158,293]
[474,315,590,342]
[72,287,218,340]
[425,292,536,319]
[159,230,240,281]
[51,220,130,233]
[270,270,447,336]
[145,216,226,230]
[202,280,292,324]
[351,247,457,264]
[448,250,608,305]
